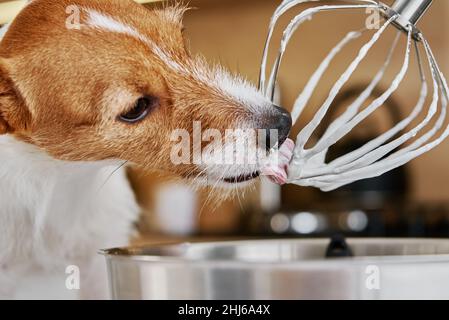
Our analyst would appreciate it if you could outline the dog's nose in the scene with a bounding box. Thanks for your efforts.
[262,105,292,151]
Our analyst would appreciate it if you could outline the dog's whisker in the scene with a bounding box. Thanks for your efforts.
[96,160,129,193]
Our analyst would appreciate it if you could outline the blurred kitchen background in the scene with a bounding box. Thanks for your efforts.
[2,0,449,240]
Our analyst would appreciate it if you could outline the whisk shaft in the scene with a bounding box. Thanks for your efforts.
[390,0,433,29]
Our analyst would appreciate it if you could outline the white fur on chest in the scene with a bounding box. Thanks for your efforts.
[0,135,139,298]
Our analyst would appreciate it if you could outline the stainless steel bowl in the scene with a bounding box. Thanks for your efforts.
[101,238,449,300]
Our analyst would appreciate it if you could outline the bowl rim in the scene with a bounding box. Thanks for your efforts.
[99,237,449,266]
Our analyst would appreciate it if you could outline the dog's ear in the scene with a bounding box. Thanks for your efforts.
[0,59,29,134]
[0,64,10,134]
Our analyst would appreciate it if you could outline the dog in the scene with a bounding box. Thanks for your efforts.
[0,0,293,299]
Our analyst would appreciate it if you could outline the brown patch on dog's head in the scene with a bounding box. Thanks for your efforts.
[0,0,291,188]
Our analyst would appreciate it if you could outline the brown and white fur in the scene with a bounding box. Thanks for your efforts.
[0,0,292,299]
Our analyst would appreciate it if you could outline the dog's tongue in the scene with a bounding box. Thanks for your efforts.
[261,138,294,185]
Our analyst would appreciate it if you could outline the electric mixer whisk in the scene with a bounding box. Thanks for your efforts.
[260,0,449,191]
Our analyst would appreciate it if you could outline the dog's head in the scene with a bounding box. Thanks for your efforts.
[0,0,291,188]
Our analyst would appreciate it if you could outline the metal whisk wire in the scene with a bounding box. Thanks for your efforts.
[260,0,449,191]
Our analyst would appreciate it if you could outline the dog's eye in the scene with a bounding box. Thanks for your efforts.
[118,96,158,123]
